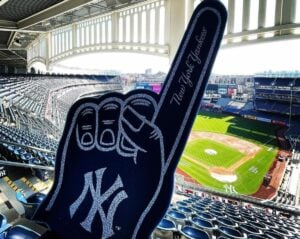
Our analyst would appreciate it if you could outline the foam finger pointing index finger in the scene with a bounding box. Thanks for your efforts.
[154,0,227,170]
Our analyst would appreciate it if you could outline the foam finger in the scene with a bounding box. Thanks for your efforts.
[154,0,227,170]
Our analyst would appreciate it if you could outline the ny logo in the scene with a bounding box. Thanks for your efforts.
[69,168,128,239]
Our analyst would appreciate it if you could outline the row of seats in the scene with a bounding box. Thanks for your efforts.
[254,77,299,87]
[0,125,57,151]
[255,99,300,116]
[0,75,122,138]
[2,190,299,238]
[0,124,57,181]
[152,194,300,239]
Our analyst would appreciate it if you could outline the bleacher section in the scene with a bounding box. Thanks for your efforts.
[273,156,299,207]
[0,74,122,138]
[152,192,300,239]
[0,73,122,184]
[254,76,300,116]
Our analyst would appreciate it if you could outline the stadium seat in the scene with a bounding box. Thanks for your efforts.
[264,231,285,239]
[239,224,262,236]
[5,225,40,239]
[0,214,10,234]
[179,226,209,239]
[16,192,46,219]
[196,212,216,222]
[152,218,177,239]
[177,206,193,218]
[177,201,189,207]
[218,226,245,239]
[217,218,237,228]
[166,210,187,229]
[259,220,277,230]
[230,216,246,224]
[249,234,269,239]
[269,227,292,238]
[190,217,216,238]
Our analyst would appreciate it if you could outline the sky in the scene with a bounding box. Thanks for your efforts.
[51,38,300,75]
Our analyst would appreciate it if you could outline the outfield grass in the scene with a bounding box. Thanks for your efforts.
[192,111,279,147]
[178,111,279,195]
[184,139,245,168]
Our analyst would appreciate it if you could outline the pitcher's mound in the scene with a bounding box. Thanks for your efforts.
[205,149,217,155]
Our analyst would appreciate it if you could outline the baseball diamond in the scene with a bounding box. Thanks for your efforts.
[178,110,279,195]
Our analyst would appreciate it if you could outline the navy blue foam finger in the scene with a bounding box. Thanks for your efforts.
[155,0,227,173]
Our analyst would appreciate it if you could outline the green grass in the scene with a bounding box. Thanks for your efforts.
[178,111,279,195]
[192,111,279,147]
[185,139,245,168]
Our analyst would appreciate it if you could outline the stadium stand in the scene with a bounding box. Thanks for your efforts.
[151,192,300,239]
[254,76,300,116]
[0,74,122,137]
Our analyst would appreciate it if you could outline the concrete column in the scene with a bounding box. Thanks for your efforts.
[64,31,67,51]
[155,6,160,44]
[72,24,77,51]
[281,0,296,35]
[123,13,126,43]
[242,0,250,41]
[105,20,109,43]
[47,32,51,60]
[46,33,51,69]
[111,12,119,43]
[282,0,296,24]
[275,0,283,26]
[146,9,151,44]
[166,0,186,63]
[88,24,92,46]
[185,0,194,26]
[130,12,134,43]
[138,10,142,43]
[242,0,250,31]
[258,0,267,28]
[227,0,235,34]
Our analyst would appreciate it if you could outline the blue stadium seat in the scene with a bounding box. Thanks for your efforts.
[264,231,284,239]
[0,214,10,234]
[218,226,245,239]
[269,227,292,238]
[152,218,176,239]
[166,210,187,229]
[248,234,267,239]
[16,192,46,219]
[239,224,261,236]
[196,212,215,222]
[179,226,209,239]
[217,218,237,228]
[178,206,193,217]
[5,224,44,239]
[230,216,246,224]
[190,217,215,238]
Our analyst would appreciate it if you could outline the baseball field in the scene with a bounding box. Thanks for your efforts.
[178,110,279,195]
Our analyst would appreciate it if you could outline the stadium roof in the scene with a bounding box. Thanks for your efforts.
[0,0,146,68]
